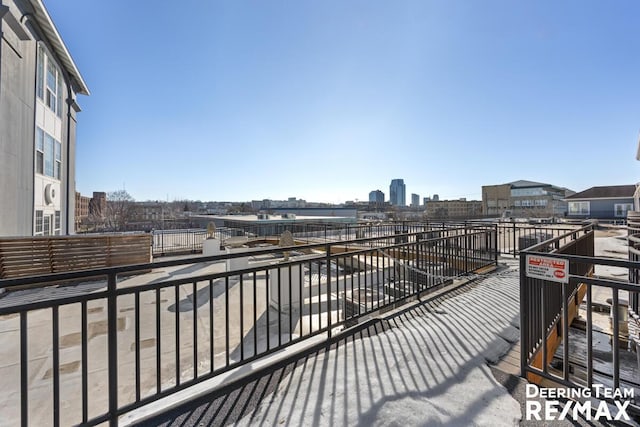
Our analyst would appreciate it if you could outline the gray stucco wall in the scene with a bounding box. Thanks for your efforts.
[0,14,35,237]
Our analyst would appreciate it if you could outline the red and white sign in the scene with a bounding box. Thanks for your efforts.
[525,255,569,283]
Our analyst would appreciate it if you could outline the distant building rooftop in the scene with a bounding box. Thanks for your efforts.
[507,179,551,188]
[210,214,354,223]
[565,185,635,200]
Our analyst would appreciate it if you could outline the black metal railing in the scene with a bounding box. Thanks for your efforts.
[0,225,496,426]
[151,220,553,259]
[152,228,262,256]
[627,211,640,313]
[150,222,487,257]
[520,223,640,415]
[494,221,581,257]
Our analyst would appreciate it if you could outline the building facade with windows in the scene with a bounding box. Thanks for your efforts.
[411,193,420,208]
[482,180,572,218]
[565,185,635,220]
[0,1,89,236]
[74,191,90,229]
[368,190,384,207]
[389,179,406,207]
[425,199,483,219]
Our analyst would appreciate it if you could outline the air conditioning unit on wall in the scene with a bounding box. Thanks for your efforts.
[44,184,57,205]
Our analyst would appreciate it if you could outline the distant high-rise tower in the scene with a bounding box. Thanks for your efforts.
[433,194,440,202]
[369,190,385,206]
[389,179,406,206]
[411,193,420,207]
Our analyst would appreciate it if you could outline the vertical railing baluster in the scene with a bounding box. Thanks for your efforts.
[288,265,292,344]
[266,268,270,349]
[20,312,28,427]
[193,281,198,380]
[586,284,593,388]
[52,306,59,427]
[562,281,569,381]
[277,268,282,347]
[253,272,258,357]
[156,288,161,394]
[81,302,88,424]
[519,254,527,379]
[298,262,303,337]
[209,279,214,372]
[107,273,118,426]
[512,221,517,258]
[612,289,620,390]
[225,276,230,366]
[175,285,180,386]
[135,292,141,401]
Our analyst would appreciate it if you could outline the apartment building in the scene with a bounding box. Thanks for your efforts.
[0,0,89,236]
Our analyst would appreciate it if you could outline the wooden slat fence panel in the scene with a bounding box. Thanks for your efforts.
[0,234,152,279]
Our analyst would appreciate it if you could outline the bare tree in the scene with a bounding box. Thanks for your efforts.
[105,190,136,231]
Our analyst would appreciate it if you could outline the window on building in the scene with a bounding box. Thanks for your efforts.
[35,210,43,235]
[46,61,57,114]
[511,188,546,197]
[55,140,61,179]
[614,203,633,218]
[54,211,61,235]
[36,128,44,174]
[43,215,51,236]
[568,201,590,215]
[37,44,63,118]
[534,199,548,207]
[36,127,62,180]
[44,134,54,177]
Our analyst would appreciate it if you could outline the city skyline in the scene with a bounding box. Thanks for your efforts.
[44,1,640,204]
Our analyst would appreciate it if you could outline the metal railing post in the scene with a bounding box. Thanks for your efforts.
[107,273,118,426]
[512,221,517,258]
[326,243,332,337]
[519,252,528,378]
[494,224,498,265]
[464,226,469,274]
[20,313,28,427]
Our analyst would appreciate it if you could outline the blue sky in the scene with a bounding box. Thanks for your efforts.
[45,1,640,203]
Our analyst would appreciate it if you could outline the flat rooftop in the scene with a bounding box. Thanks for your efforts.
[204,214,356,223]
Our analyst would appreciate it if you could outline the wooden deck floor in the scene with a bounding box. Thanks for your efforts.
[493,340,521,376]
